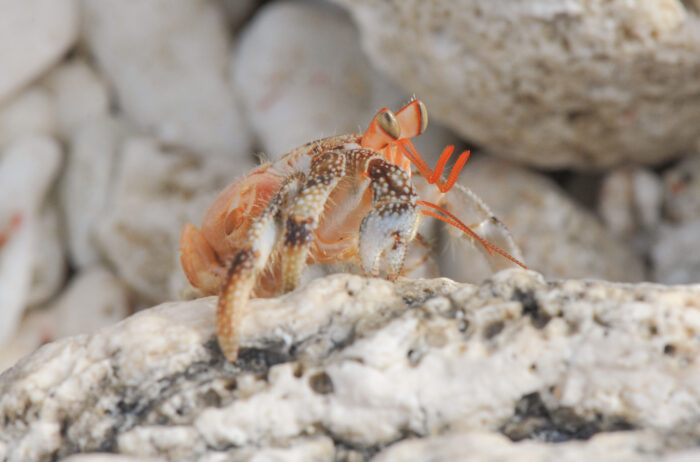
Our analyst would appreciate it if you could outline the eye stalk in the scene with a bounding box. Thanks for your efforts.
[360,99,427,150]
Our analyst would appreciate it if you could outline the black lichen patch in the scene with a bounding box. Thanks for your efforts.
[512,289,550,329]
[483,320,505,339]
[407,348,423,366]
[309,371,334,395]
[501,392,635,442]
[54,337,249,459]
[457,319,470,333]
[236,347,293,373]
[333,428,423,461]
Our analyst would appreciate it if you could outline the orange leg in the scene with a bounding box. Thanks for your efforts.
[217,175,303,361]
[399,140,471,193]
[417,200,527,269]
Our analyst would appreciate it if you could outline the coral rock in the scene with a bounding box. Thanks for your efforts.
[0,0,79,103]
[445,156,646,282]
[233,1,405,158]
[331,0,700,168]
[1,271,700,460]
[82,0,252,157]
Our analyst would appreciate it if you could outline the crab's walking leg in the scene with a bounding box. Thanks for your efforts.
[281,151,346,292]
[415,176,525,271]
[442,183,524,270]
[359,159,419,279]
[217,175,302,362]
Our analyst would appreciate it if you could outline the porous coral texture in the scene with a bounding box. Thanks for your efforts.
[331,0,700,168]
[1,271,699,461]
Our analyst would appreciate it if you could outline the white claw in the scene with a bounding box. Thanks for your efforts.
[359,204,418,278]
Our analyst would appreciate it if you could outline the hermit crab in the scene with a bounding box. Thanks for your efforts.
[180,99,526,362]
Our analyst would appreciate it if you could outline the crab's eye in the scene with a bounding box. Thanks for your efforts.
[376,109,401,140]
[416,100,428,135]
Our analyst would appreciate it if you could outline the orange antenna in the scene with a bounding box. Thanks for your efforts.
[417,200,527,269]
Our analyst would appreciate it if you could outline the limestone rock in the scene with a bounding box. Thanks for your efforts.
[652,219,700,284]
[61,456,160,462]
[1,271,700,460]
[597,165,663,276]
[233,1,406,159]
[0,87,57,150]
[599,166,663,239]
[373,430,700,462]
[41,58,111,138]
[651,155,700,284]
[59,116,124,268]
[0,0,79,103]
[662,155,700,224]
[593,155,700,284]
[81,0,252,157]
[0,267,130,373]
[443,156,646,282]
[0,213,32,353]
[0,136,63,347]
[219,0,260,29]
[27,205,67,308]
[330,0,700,168]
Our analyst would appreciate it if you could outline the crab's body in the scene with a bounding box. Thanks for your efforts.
[181,100,525,361]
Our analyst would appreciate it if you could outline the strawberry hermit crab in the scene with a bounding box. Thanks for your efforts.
[181,99,526,362]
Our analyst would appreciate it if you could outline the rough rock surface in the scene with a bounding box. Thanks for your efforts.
[41,58,111,139]
[59,116,124,268]
[0,267,130,372]
[652,154,700,284]
[0,136,64,347]
[594,154,700,284]
[443,156,646,282]
[233,1,405,158]
[373,430,700,462]
[81,0,251,157]
[220,0,261,30]
[0,87,57,150]
[331,0,700,168]
[1,271,700,461]
[0,0,79,103]
[598,166,662,244]
[661,154,700,225]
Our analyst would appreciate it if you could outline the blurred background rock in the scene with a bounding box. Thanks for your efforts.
[0,0,698,370]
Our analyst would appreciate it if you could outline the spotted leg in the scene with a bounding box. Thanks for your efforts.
[281,151,346,292]
[359,159,419,280]
[217,175,302,362]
